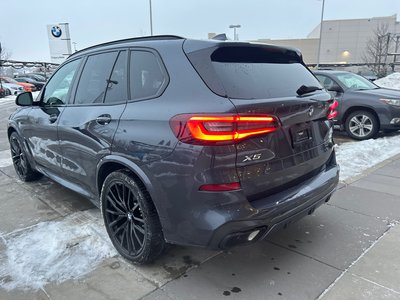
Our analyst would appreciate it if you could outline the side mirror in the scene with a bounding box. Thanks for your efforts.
[16,92,33,106]
[328,84,343,93]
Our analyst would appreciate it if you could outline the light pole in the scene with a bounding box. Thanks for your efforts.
[149,0,153,36]
[316,0,325,69]
[229,24,241,41]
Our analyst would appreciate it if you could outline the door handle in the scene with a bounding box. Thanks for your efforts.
[49,114,58,123]
[96,114,111,125]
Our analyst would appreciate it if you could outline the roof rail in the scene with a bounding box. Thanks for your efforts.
[69,35,184,58]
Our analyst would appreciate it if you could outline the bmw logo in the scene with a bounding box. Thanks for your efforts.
[308,105,314,117]
[51,26,62,38]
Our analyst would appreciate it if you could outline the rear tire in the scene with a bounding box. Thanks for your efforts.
[344,110,379,140]
[101,170,165,264]
[9,132,42,182]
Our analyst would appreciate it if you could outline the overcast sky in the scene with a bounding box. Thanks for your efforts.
[1,0,399,61]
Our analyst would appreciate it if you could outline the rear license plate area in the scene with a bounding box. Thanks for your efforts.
[290,123,312,146]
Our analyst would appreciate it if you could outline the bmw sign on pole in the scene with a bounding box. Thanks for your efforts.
[47,23,72,64]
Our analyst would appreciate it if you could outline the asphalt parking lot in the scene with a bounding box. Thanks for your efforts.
[0,98,399,299]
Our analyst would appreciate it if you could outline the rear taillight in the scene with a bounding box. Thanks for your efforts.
[199,182,241,191]
[170,114,279,144]
[327,100,338,120]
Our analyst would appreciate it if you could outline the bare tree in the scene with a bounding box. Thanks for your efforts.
[363,24,393,78]
[0,42,12,75]
[0,42,12,94]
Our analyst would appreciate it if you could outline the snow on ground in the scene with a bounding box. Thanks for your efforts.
[336,133,400,181]
[0,150,12,168]
[374,72,400,90]
[0,95,16,104]
[0,91,40,105]
[0,211,116,291]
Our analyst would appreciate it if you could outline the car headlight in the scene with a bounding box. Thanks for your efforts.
[380,98,400,107]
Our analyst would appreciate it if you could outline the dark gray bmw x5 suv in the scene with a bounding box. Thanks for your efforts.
[8,36,339,264]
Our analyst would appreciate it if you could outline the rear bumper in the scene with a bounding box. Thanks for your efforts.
[207,163,339,250]
[161,151,339,249]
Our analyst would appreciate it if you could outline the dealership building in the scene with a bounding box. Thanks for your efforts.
[254,15,400,66]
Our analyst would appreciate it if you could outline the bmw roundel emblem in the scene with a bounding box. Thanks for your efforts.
[308,105,314,117]
[51,26,62,38]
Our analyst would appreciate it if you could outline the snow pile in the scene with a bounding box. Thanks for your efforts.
[0,150,12,168]
[0,211,117,291]
[374,72,400,90]
[0,91,40,104]
[336,134,400,181]
[0,94,16,104]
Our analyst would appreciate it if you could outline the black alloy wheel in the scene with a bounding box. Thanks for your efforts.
[9,132,41,181]
[101,170,165,264]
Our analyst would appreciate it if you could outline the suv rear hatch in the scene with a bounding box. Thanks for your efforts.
[184,41,335,200]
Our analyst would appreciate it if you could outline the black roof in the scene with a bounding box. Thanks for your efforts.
[313,70,351,75]
[67,34,303,62]
[68,35,184,58]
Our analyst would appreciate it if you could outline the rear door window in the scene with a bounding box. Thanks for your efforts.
[74,51,118,105]
[104,51,128,104]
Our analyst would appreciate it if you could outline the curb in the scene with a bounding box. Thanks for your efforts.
[340,152,400,186]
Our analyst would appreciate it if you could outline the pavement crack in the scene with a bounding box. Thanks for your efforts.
[266,240,342,271]
[315,225,393,300]
[352,274,400,295]
[325,203,396,223]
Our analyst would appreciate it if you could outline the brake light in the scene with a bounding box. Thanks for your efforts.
[327,100,338,120]
[170,114,279,144]
[199,182,241,191]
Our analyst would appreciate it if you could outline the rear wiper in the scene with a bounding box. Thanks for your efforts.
[296,85,322,96]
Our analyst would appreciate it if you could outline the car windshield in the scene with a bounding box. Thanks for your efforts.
[335,73,378,90]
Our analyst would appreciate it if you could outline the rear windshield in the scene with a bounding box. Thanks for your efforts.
[186,45,322,100]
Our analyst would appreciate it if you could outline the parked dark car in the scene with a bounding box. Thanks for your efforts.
[8,36,339,264]
[314,70,400,140]
[15,73,46,83]
[15,77,44,91]
[28,72,51,80]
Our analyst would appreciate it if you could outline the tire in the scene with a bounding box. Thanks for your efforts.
[344,110,379,140]
[101,170,165,264]
[9,132,42,182]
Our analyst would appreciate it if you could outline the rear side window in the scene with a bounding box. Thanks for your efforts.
[129,50,167,100]
[74,51,118,105]
[187,46,322,100]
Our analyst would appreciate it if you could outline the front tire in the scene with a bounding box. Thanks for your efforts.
[9,132,42,182]
[101,170,165,264]
[344,110,379,140]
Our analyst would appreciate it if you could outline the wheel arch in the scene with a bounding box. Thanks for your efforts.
[7,126,18,140]
[96,155,166,228]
